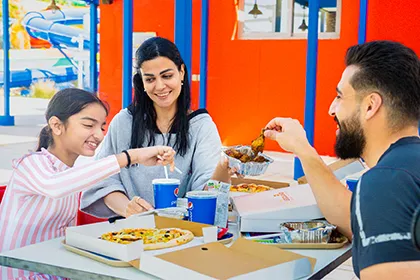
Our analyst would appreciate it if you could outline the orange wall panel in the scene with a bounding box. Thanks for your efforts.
[206,1,359,155]
[99,0,176,122]
[100,1,419,157]
[366,0,420,56]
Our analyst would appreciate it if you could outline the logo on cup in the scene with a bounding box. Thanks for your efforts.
[188,201,194,210]
[174,187,179,196]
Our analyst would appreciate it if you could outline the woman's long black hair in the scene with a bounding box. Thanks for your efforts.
[128,37,191,156]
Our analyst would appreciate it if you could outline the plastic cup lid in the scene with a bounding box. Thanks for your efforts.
[152,178,180,185]
[186,190,218,199]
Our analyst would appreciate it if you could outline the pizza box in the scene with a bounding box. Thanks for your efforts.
[231,177,291,189]
[65,214,216,262]
[297,158,366,184]
[138,237,316,280]
[232,184,324,232]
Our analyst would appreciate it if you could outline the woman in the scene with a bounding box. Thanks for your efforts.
[0,88,175,280]
[81,37,222,218]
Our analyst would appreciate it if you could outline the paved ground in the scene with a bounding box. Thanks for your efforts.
[0,96,48,184]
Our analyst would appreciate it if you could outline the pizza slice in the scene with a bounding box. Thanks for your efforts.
[230,183,273,193]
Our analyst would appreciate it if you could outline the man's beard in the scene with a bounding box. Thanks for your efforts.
[334,112,366,160]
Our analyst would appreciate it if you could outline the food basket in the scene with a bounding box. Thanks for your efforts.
[223,145,273,176]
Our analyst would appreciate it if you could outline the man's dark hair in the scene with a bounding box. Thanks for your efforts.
[345,40,420,128]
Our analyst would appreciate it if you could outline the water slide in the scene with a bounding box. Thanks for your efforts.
[0,67,77,88]
[22,8,99,50]
[0,8,98,88]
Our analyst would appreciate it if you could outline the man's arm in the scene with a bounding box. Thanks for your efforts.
[298,147,353,238]
[360,261,420,280]
[264,118,353,239]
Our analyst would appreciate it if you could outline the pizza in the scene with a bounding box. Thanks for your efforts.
[100,227,194,250]
[230,183,273,193]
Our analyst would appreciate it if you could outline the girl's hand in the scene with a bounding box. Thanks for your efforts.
[129,146,176,171]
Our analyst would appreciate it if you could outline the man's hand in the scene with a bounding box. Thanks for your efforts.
[264,117,313,156]
[263,116,353,239]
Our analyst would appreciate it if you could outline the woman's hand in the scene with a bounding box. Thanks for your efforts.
[125,196,154,217]
[211,155,244,184]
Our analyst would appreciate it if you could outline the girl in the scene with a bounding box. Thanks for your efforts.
[0,88,175,280]
[81,37,223,218]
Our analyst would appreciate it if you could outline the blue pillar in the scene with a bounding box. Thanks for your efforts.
[89,0,98,93]
[122,0,133,108]
[0,0,15,126]
[199,0,209,109]
[358,0,368,44]
[175,0,192,81]
[294,0,320,180]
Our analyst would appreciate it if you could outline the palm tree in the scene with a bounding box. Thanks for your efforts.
[45,0,61,11]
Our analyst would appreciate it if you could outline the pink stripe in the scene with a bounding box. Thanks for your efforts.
[53,196,69,239]
[47,200,62,240]
[37,154,56,174]
[66,194,77,228]
[64,195,76,234]
[18,196,46,249]
[49,197,69,240]
[37,199,57,243]
[31,198,54,245]
[7,265,14,279]
[49,160,118,196]
[28,155,54,178]
[41,200,60,242]
[56,161,119,194]
[10,196,42,259]
[18,161,53,196]
[20,157,118,198]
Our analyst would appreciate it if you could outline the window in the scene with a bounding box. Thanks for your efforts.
[237,0,341,40]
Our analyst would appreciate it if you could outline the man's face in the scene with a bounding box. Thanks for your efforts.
[329,66,366,159]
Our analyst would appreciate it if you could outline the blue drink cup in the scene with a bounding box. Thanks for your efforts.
[152,179,180,209]
[346,178,359,193]
[186,191,218,225]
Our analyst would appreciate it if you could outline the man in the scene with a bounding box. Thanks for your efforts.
[264,41,420,279]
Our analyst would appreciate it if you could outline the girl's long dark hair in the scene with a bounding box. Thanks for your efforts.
[128,37,191,156]
[37,88,108,151]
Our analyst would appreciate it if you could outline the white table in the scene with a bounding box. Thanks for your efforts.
[0,237,351,280]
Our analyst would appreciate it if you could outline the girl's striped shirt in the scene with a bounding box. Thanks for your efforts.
[0,148,120,280]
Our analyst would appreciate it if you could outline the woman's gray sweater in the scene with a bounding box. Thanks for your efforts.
[80,108,222,218]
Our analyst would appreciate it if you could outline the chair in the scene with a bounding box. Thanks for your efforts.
[76,209,107,225]
[76,192,106,225]
[0,186,6,204]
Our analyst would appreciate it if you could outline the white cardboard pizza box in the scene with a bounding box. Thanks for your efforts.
[232,184,324,232]
[65,214,215,262]
[139,237,316,280]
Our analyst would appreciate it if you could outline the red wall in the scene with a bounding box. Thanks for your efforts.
[205,1,359,155]
[99,1,420,156]
[99,0,175,120]
[366,0,420,56]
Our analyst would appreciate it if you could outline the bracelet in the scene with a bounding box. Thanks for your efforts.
[122,150,131,168]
